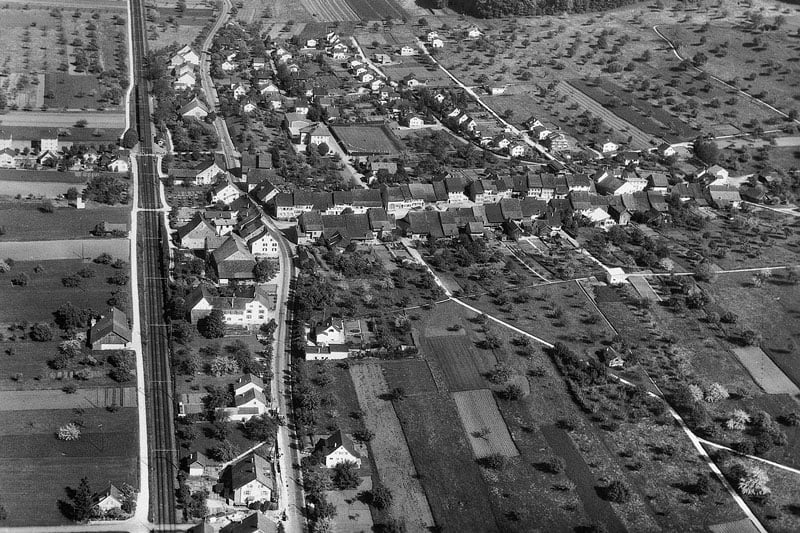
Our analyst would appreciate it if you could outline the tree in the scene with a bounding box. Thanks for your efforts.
[121,129,138,148]
[54,302,90,330]
[317,142,330,156]
[30,323,54,341]
[253,260,277,283]
[488,363,513,384]
[67,477,94,522]
[12,272,30,286]
[332,460,360,490]
[693,138,720,165]
[726,409,751,431]
[57,423,81,441]
[199,309,225,338]
[545,455,566,474]
[604,480,631,503]
[242,413,278,443]
[704,382,729,403]
[171,321,194,344]
[368,485,393,509]
[187,490,209,519]
[737,465,770,498]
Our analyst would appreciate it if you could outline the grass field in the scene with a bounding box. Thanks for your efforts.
[0,406,137,526]
[394,393,499,533]
[0,204,129,241]
[0,388,136,408]
[731,346,800,395]
[349,362,435,531]
[452,389,518,459]
[380,358,439,395]
[0,259,130,322]
[43,73,125,110]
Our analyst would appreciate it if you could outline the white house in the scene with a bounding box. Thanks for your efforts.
[93,484,124,513]
[310,318,346,346]
[430,38,444,49]
[108,158,129,173]
[467,26,483,39]
[186,284,277,326]
[173,45,200,67]
[399,46,416,56]
[174,72,196,90]
[508,142,526,158]
[596,140,619,153]
[403,114,424,128]
[179,97,209,119]
[319,430,361,468]
[209,179,243,205]
[359,72,374,84]
[0,148,15,168]
[221,454,273,505]
[605,267,627,285]
[239,217,281,258]
[187,451,213,477]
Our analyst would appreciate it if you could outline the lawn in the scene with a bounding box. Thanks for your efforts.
[44,73,124,111]
[305,359,362,435]
[0,203,129,241]
[0,406,138,526]
[393,392,499,533]
[0,169,87,184]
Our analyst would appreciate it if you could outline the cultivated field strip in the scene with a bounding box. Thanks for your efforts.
[349,362,435,530]
[422,335,497,391]
[731,347,800,395]
[0,387,137,410]
[452,389,519,458]
[299,0,359,22]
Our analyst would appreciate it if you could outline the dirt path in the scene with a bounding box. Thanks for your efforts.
[349,362,435,530]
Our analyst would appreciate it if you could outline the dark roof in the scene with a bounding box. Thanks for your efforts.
[224,454,273,492]
[220,512,277,533]
[322,430,360,459]
[89,307,131,344]
[499,198,523,220]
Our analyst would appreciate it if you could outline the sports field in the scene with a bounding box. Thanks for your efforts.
[330,124,404,156]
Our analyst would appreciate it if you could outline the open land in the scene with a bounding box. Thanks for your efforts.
[452,389,519,458]
[349,362,435,531]
[330,124,404,156]
[0,204,129,241]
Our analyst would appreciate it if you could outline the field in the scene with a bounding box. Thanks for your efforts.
[0,406,138,526]
[0,388,136,409]
[731,346,800,395]
[393,393,499,533]
[344,0,404,21]
[349,362,435,531]
[43,73,126,110]
[0,259,131,322]
[380,358,439,395]
[0,5,127,110]
[452,389,518,459]
[330,124,404,156]
[298,0,358,22]
[148,0,213,49]
[419,334,497,391]
[0,203,129,241]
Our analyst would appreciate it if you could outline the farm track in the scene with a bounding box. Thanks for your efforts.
[131,0,178,526]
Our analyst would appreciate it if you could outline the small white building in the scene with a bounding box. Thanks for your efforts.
[399,46,416,56]
[605,267,627,285]
[319,430,362,468]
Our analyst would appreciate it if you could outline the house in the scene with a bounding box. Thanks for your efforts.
[221,454,273,505]
[218,375,269,422]
[605,267,627,285]
[0,148,15,168]
[241,99,258,114]
[186,284,276,325]
[318,430,361,468]
[402,114,424,128]
[238,217,280,258]
[259,82,280,96]
[195,160,226,186]
[210,180,243,205]
[235,373,265,397]
[373,53,392,65]
[706,185,741,209]
[467,25,483,39]
[426,31,439,42]
[108,157,129,173]
[657,142,676,157]
[187,451,213,477]
[309,318,345,346]
[220,512,276,533]
[306,123,332,147]
[508,142,527,158]
[358,72,374,84]
[403,74,421,88]
[252,57,266,70]
[232,83,249,100]
[705,164,729,181]
[40,131,59,152]
[174,71,196,90]
[179,97,210,119]
[595,140,619,153]
[88,307,131,350]
[645,172,670,193]
[211,234,256,284]
[399,46,416,56]
[173,45,200,67]
[430,38,444,49]
[93,483,124,513]
[545,132,569,152]
[487,85,506,95]
[492,133,513,150]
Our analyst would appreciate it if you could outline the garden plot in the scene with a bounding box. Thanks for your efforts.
[420,334,497,392]
[0,387,136,410]
[731,347,800,395]
[349,362,435,531]
[452,389,518,459]
[381,358,438,396]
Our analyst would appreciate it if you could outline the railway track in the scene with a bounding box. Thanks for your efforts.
[129,0,178,527]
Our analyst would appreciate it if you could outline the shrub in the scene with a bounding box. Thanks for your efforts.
[30,323,54,341]
[487,363,513,384]
[57,423,81,441]
[737,465,771,498]
[604,480,631,503]
[704,382,729,403]
[63,383,77,393]
[11,272,30,286]
[726,409,751,431]
[478,453,506,470]
[368,486,392,509]
[331,460,360,490]
[544,456,566,474]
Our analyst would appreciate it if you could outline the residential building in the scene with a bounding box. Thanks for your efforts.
[220,454,273,505]
[209,180,243,205]
[88,307,131,350]
[179,97,210,119]
[318,430,361,468]
[186,284,277,325]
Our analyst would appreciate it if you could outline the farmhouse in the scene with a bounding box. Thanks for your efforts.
[399,46,416,56]
[93,483,124,513]
[186,284,277,325]
[88,307,132,350]
[317,430,361,468]
[211,234,257,284]
[180,97,210,119]
[177,214,217,250]
[402,114,425,128]
[187,451,215,477]
[595,140,619,153]
[209,180,243,205]
[238,216,281,259]
[220,453,274,505]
